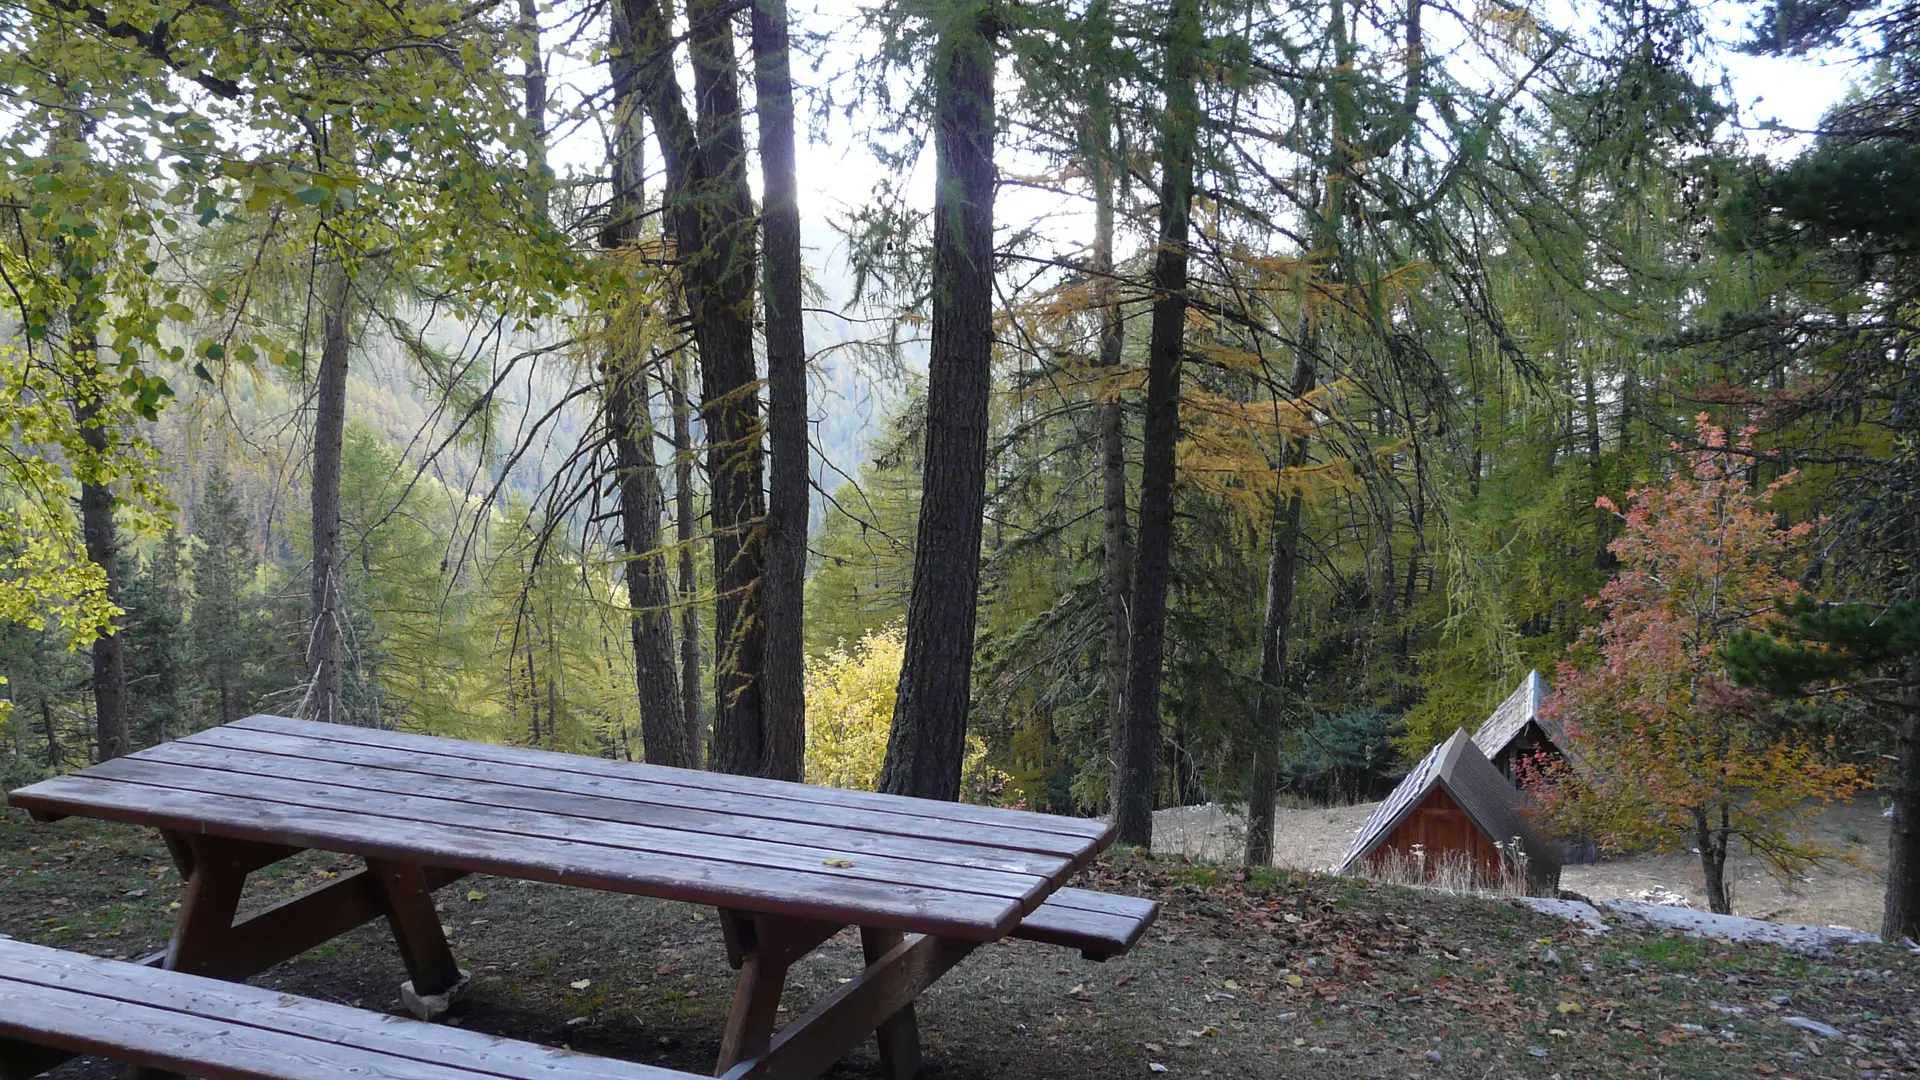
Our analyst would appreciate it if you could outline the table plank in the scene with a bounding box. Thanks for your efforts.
[233,715,1112,844]
[159,730,1079,882]
[76,757,1050,908]
[8,775,1023,939]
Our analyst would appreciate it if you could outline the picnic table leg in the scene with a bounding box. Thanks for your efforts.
[713,912,843,1076]
[366,858,468,1019]
[127,834,251,1080]
[860,927,922,1080]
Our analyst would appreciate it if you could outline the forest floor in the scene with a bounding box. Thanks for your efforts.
[1154,796,1891,932]
[4,806,1919,1079]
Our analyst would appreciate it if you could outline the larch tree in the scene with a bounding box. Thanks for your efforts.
[605,0,692,768]
[879,1,999,801]
[621,0,769,776]
[1114,0,1202,846]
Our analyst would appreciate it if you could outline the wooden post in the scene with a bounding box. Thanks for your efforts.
[861,927,921,1080]
[366,858,463,999]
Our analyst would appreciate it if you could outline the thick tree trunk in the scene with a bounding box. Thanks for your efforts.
[877,10,997,802]
[1087,90,1133,816]
[1243,354,1316,866]
[1114,0,1200,847]
[606,12,691,767]
[622,0,766,776]
[1885,668,1920,941]
[754,0,808,783]
[307,266,351,726]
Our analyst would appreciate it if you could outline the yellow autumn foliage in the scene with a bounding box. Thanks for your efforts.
[804,622,1011,801]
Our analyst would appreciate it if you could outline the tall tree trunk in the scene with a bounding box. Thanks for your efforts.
[1696,809,1733,915]
[1086,59,1133,816]
[1243,351,1317,867]
[1885,665,1920,940]
[519,0,549,218]
[1114,0,1200,846]
[674,346,704,760]
[877,7,997,801]
[607,4,691,767]
[622,0,766,775]
[753,0,808,783]
[609,365,689,766]
[308,264,351,726]
[72,343,130,761]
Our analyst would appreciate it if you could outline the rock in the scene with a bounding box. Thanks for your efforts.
[399,970,472,1021]
[1580,963,1595,974]
[1707,1001,1747,1015]
[1526,1047,1549,1058]
[1148,1064,1168,1074]
[1539,947,1561,967]
[1425,1049,1442,1064]
[1771,994,1793,1006]
[1625,958,1645,970]
[1783,1017,1844,1039]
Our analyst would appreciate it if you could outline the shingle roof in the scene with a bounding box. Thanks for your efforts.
[1338,729,1562,885]
[1472,670,1565,761]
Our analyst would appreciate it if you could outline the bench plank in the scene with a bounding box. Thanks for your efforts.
[13,775,1022,940]
[1009,888,1159,960]
[0,938,690,1080]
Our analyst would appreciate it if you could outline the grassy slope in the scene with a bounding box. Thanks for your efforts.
[2,806,1916,1079]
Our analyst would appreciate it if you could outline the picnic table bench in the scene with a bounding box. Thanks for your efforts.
[3,715,1157,1080]
[0,936,704,1080]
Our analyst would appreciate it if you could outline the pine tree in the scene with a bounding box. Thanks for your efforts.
[189,467,259,729]
[122,531,186,745]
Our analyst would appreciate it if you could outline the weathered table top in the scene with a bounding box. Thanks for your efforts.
[6,715,1114,941]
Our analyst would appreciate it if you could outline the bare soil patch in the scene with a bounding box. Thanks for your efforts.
[5,806,1919,1080]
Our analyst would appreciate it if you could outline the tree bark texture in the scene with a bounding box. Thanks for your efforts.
[674,347,704,760]
[519,0,549,218]
[1885,666,1920,940]
[621,0,767,776]
[1114,0,1201,847]
[72,337,130,762]
[753,0,808,783]
[307,265,352,727]
[878,10,997,802]
[1087,85,1133,817]
[607,5,691,768]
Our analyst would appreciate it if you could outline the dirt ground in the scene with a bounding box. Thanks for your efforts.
[6,807,1920,1080]
[1154,797,1893,931]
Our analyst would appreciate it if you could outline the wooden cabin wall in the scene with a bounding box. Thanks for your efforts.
[1363,788,1508,888]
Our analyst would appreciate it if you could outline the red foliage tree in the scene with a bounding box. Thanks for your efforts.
[1529,416,1866,914]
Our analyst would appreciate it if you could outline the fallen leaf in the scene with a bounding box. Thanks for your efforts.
[1222,979,1239,990]
[1557,1001,1583,1015]
[822,858,855,868]
[466,890,486,902]
[1283,974,1304,988]
[570,979,592,990]
[276,995,296,1008]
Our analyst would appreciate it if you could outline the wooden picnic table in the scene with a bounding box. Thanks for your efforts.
[5,715,1120,1080]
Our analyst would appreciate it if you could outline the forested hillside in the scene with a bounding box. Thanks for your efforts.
[5,0,1918,938]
